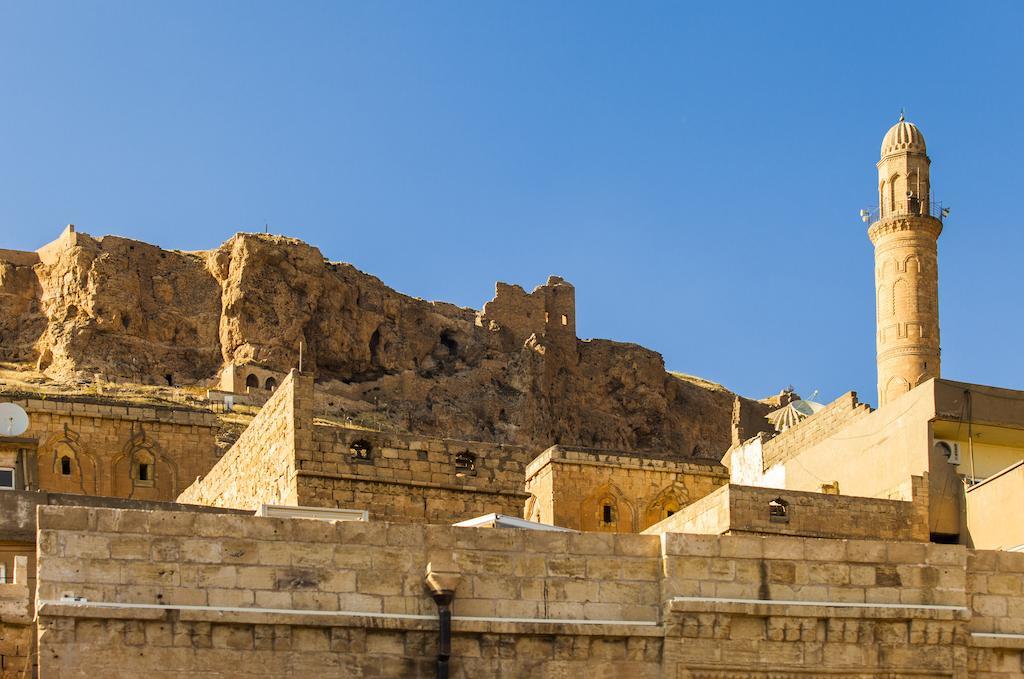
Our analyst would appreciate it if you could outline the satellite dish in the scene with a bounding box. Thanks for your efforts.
[0,403,30,437]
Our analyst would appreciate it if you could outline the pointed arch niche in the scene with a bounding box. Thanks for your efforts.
[112,426,178,500]
[43,426,97,495]
[643,484,690,530]
[580,482,636,533]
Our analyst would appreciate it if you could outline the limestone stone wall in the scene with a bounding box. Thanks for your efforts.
[730,394,778,447]
[180,366,535,521]
[967,549,1024,634]
[4,394,219,502]
[0,617,31,679]
[643,481,930,542]
[0,489,250,598]
[524,446,728,532]
[297,475,528,525]
[297,425,532,522]
[178,371,313,509]
[967,550,1024,679]
[659,532,979,677]
[0,556,31,678]
[31,505,1024,677]
[220,361,286,395]
[761,391,872,472]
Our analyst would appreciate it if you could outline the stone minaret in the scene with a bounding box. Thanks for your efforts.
[868,114,943,406]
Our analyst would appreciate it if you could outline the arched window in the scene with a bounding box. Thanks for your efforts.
[600,499,617,527]
[264,377,277,391]
[644,486,686,529]
[133,450,156,487]
[60,456,72,476]
[350,440,372,463]
[245,373,259,390]
[768,497,789,522]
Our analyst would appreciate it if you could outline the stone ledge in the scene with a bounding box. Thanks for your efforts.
[678,664,953,678]
[295,469,530,497]
[16,397,219,427]
[970,632,1024,650]
[38,601,165,621]
[525,446,727,481]
[36,600,663,637]
[667,596,970,621]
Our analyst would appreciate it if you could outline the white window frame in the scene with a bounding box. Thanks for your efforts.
[0,466,15,490]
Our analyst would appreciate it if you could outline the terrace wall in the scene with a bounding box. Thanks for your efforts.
[31,505,1024,677]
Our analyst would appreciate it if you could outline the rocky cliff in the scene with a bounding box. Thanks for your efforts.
[0,226,775,455]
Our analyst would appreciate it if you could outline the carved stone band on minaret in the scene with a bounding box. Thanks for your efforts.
[868,216,942,245]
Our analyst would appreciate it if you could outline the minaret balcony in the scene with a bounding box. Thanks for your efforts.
[864,199,947,223]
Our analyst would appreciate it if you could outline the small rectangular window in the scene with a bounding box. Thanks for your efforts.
[0,468,15,490]
[138,464,151,482]
[454,452,477,476]
[602,505,613,523]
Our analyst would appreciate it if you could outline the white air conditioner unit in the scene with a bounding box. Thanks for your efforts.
[934,439,961,466]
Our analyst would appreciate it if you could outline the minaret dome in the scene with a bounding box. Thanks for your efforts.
[880,115,927,156]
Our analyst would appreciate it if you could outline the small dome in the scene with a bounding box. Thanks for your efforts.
[881,114,926,157]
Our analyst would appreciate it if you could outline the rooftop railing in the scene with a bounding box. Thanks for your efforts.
[860,199,948,223]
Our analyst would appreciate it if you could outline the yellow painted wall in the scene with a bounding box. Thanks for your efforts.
[782,382,935,500]
[966,461,1024,550]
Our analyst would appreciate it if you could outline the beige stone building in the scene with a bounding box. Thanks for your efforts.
[1,116,1024,677]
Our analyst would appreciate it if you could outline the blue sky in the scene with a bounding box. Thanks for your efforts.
[2,1,1022,404]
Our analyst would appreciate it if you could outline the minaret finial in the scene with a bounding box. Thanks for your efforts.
[899,107,905,122]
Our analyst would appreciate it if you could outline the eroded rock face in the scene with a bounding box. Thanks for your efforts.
[0,229,773,454]
[0,258,44,362]
[3,232,221,383]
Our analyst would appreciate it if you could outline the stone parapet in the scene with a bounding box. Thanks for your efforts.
[761,391,871,471]
[309,424,531,497]
[178,370,312,508]
[525,445,726,482]
[12,397,219,428]
[525,445,728,533]
[644,482,930,542]
[28,505,1024,677]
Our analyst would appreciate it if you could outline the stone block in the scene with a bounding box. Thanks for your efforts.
[719,535,763,559]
